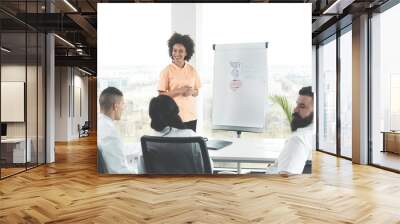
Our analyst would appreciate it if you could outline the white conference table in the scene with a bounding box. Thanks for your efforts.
[208,138,285,173]
[125,138,286,174]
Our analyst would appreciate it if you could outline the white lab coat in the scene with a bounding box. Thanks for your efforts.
[97,113,136,174]
[276,124,314,175]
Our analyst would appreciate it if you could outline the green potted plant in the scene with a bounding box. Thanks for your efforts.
[269,95,293,125]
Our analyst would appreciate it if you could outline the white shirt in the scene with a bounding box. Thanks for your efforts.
[152,127,197,137]
[97,113,137,174]
[276,124,314,175]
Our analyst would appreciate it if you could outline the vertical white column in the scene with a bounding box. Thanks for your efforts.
[171,4,197,67]
[171,4,205,133]
[352,14,369,164]
[45,0,55,163]
[46,33,55,163]
[312,45,317,151]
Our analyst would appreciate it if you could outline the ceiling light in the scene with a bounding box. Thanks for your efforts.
[1,47,11,53]
[63,0,78,12]
[54,34,75,48]
[78,67,92,76]
[76,49,85,55]
[322,0,355,15]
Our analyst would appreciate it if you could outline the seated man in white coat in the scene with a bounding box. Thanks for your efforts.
[277,86,314,177]
[98,87,136,174]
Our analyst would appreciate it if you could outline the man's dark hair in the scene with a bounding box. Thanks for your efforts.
[99,87,123,112]
[168,32,195,61]
[299,86,314,98]
[149,95,186,132]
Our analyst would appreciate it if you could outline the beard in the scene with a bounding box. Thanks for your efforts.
[291,112,313,132]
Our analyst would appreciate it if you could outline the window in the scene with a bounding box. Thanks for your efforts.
[98,4,171,142]
[390,74,400,130]
[371,3,400,171]
[317,36,337,154]
[340,28,352,158]
[0,1,46,179]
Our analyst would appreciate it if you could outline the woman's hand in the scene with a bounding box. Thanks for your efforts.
[181,86,194,97]
[182,86,199,97]
[159,86,197,97]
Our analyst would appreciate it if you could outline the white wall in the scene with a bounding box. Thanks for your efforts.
[171,4,197,67]
[1,65,35,137]
[55,67,89,141]
[1,63,47,163]
[1,65,26,140]
[55,66,69,141]
[72,72,89,138]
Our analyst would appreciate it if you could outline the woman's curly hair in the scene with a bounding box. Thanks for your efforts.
[168,32,195,61]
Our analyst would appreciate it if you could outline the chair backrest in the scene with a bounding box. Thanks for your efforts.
[140,135,212,174]
[302,160,312,174]
[97,148,108,174]
[82,121,90,130]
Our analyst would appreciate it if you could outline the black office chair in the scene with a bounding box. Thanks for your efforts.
[302,160,312,174]
[79,121,90,138]
[97,148,108,174]
[140,136,212,175]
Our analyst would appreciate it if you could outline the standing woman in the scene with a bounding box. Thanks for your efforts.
[158,32,201,132]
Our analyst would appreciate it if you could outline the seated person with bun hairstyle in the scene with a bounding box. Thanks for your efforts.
[149,95,197,137]
[147,95,213,172]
